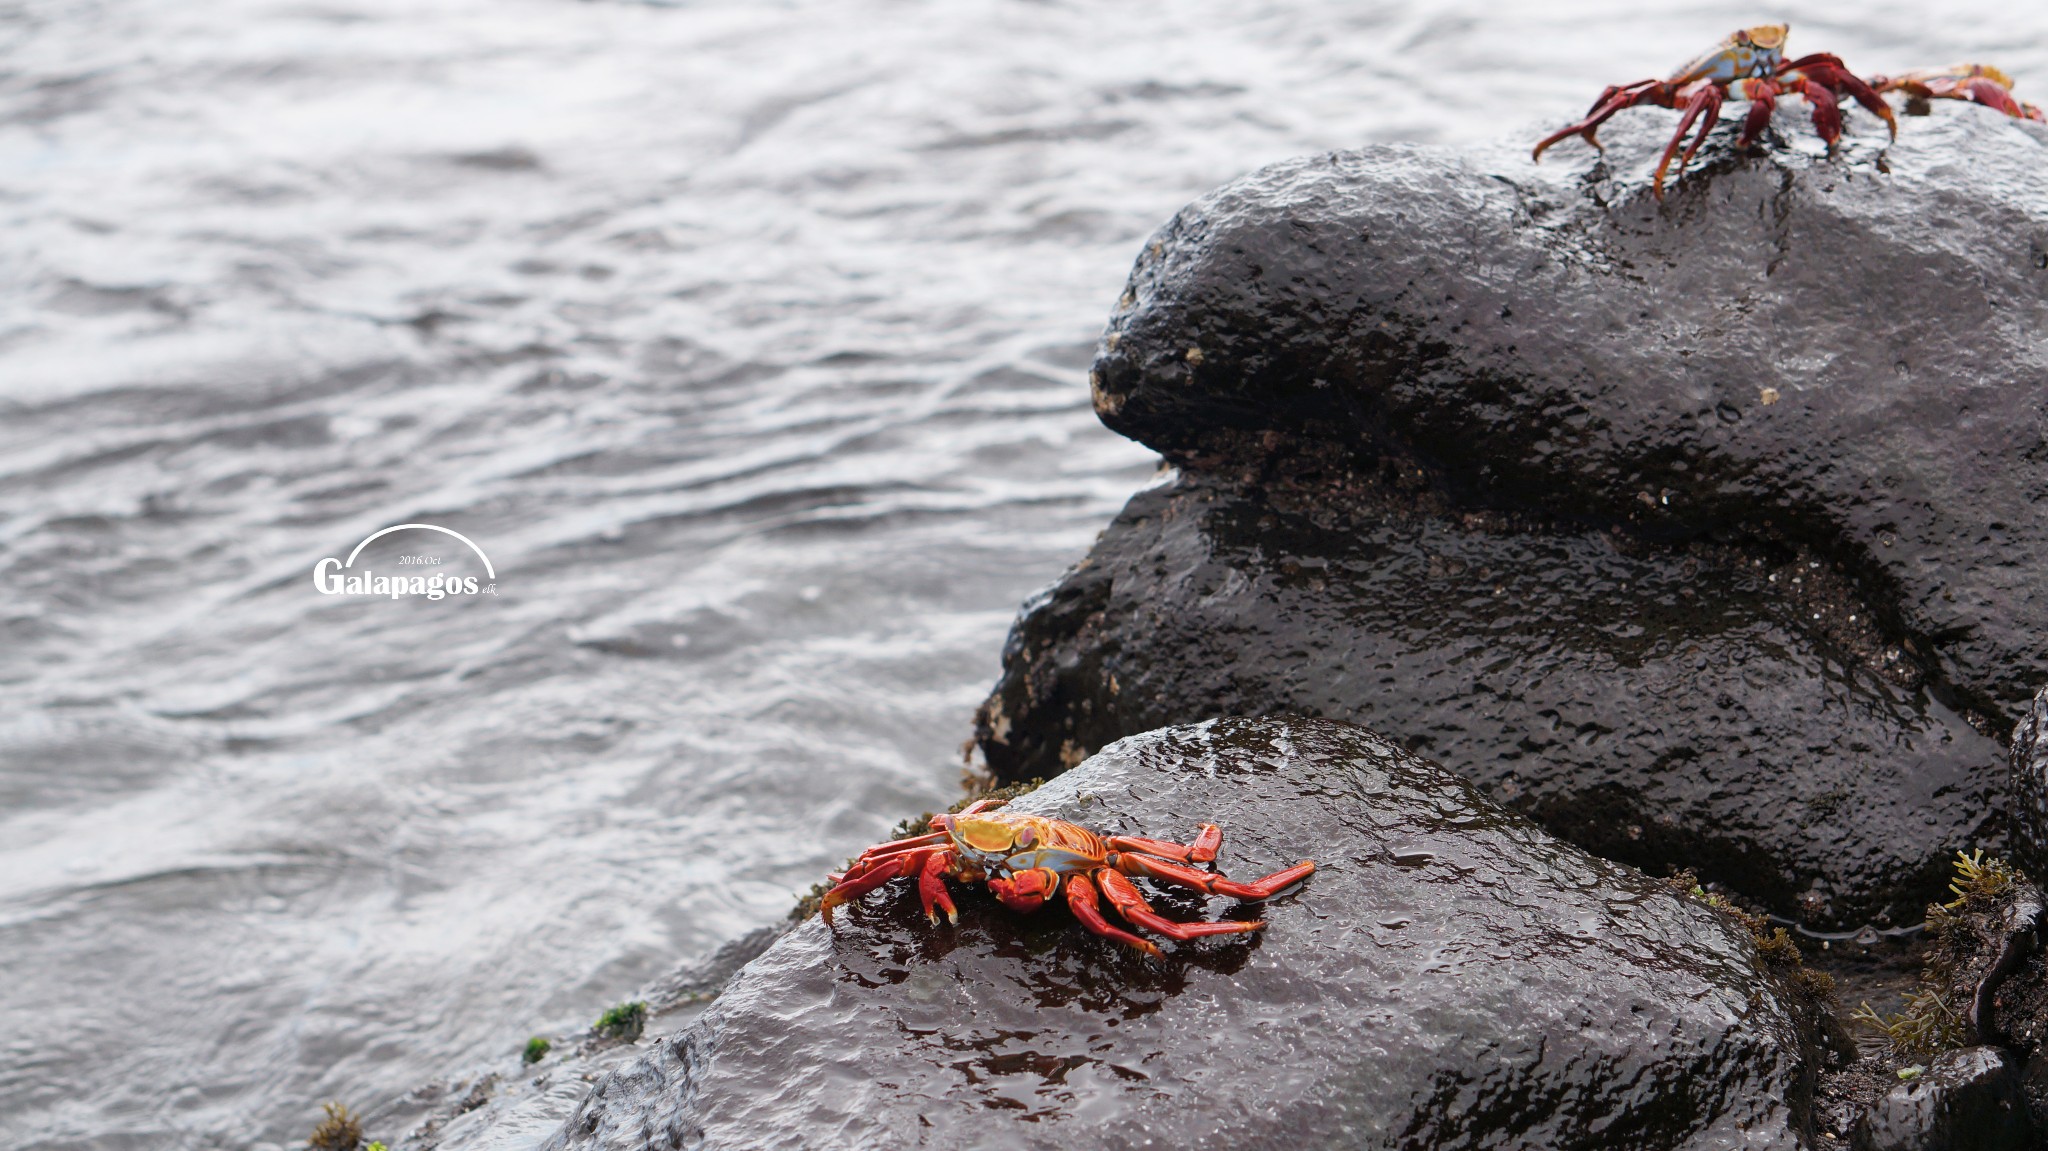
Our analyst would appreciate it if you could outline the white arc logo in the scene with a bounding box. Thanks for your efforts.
[312,523,499,600]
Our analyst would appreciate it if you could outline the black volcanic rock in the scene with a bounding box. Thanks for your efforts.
[2007,688,2048,879]
[978,107,2048,927]
[550,718,1828,1150]
[1850,1047,2033,1151]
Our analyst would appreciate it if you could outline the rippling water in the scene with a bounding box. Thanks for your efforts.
[4,1,2045,1146]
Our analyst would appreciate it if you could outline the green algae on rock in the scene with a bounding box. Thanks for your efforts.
[591,1001,646,1044]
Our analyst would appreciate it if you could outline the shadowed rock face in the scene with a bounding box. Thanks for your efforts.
[2007,689,2048,879]
[1851,1047,2033,1151]
[550,718,1819,1150]
[979,108,2048,928]
[978,468,1998,930]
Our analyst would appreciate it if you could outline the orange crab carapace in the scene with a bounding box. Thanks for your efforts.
[817,798,1315,956]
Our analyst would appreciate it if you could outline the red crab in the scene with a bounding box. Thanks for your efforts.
[817,798,1315,956]
[1871,65,2045,122]
[1532,24,1896,197]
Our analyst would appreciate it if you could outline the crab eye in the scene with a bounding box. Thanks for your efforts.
[1015,827,1035,848]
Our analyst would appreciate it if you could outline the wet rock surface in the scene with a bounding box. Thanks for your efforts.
[1849,1047,2032,1151]
[549,718,1824,1150]
[1812,868,2048,1146]
[373,929,784,1151]
[1977,883,2048,1133]
[979,107,2048,927]
[2006,687,2048,878]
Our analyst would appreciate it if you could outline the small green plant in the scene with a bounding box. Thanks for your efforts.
[522,1036,551,1064]
[367,1144,389,1151]
[308,1101,364,1151]
[594,1000,647,1042]
[1694,887,1730,910]
[1668,872,1735,912]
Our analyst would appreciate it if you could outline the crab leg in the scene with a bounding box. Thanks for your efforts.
[1117,853,1317,900]
[847,831,949,864]
[830,837,947,887]
[843,796,1012,875]
[818,851,917,922]
[1793,78,1843,146]
[1883,72,2044,121]
[1733,78,1778,147]
[917,850,958,925]
[929,798,1007,832]
[1065,873,1160,956]
[1784,54,1896,137]
[1532,79,1675,161]
[1095,870,1264,940]
[1105,823,1223,864]
[1958,77,2028,117]
[1653,81,1725,198]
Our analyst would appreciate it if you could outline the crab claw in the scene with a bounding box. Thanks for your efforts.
[1064,874,1162,957]
[1959,77,2030,118]
[916,851,957,925]
[987,867,1059,913]
[1794,79,1843,147]
[1732,77,1779,148]
[1784,53,1896,141]
[817,852,913,924]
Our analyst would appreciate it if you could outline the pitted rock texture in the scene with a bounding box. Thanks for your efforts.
[550,718,1820,1150]
[980,107,2048,927]
[979,470,1996,930]
[1850,1047,2033,1151]
[2008,687,2048,878]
